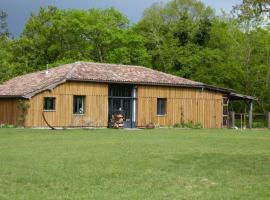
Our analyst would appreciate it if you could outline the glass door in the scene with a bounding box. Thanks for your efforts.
[108,84,136,128]
[109,98,133,128]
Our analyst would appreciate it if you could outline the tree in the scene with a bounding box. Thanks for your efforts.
[0,11,9,37]
[136,0,214,73]
[0,10,13,83]
[11,6,150,74]
[233,0,270,21]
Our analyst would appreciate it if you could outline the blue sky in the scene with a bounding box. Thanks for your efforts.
[0,0,241,37]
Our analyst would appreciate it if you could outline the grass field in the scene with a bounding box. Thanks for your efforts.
[0,128,270,200]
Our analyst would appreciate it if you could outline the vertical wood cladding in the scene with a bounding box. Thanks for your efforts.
[25,82,108,127]
[1,82,224,128]
[136,85,223,128]
[0,99,20,125]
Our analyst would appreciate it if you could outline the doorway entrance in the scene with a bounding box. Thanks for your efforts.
[108,84,136,128]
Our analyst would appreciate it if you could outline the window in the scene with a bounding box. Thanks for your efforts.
[73,96,85,114]
[43,97,56,111]
[157,98,167,116]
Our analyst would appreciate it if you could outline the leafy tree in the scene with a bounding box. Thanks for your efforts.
[0,10,14,83]
[11,6,150,74]
[0,11,9,37]
[194,16,212,46]
[233,0,270,21]
[136,0,214,73]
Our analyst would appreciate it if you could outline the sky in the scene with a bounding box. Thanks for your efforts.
[0,0,242,37]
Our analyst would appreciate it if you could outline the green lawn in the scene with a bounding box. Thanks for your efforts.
[0,128,270,200]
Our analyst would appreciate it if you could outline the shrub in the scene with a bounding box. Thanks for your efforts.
[0,124,16,128]
[17,100,30,127]
[252,121,266,128]
[173,121,202,129]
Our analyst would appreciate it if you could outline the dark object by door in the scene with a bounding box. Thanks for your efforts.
[111,98,132,128]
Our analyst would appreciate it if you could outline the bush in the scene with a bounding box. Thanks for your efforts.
[173,121,202,129]
[17,100,30,127]
[252,121,266,128]
[0,124,16,128]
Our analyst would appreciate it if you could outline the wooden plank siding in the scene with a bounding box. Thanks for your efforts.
[136,85,223,128]
[24,82,108,128]
[0,99,20,126]
[0,82,224,128]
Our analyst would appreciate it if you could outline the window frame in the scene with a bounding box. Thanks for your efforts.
[43,97,56,112]
[73,95,86,115]
[157,98,167,116]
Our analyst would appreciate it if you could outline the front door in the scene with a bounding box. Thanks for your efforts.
[111,98,132,128]
[108,84,136,128]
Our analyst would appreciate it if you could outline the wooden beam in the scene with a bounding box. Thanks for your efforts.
[249,100,253,129]
[230,111,235,128]
[268,112,270,129]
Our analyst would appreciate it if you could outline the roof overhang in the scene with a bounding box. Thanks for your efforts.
[0,78,253,100]
[67,79,234,94]
[228,92,256,101]
[22,79,67,99]
[0,95,26,99]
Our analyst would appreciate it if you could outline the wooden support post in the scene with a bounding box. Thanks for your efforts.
[230,111,235,128]
[240,114,243,130]
[244,113,246,129]
[249,100,253,129]
[268,112,270,129]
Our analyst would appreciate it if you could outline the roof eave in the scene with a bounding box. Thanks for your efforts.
[67,78,233,93]
[201,84,234,94]
[0,95,27,99]
[0,79,238,99]
[22,79,67,99]
[228,92,256,101]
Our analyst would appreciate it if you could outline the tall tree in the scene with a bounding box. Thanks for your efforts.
[0,10,14,83]
[233,0,270,21]
[11,6,150,74]
[136,0,214,73]
[0,11,9,37]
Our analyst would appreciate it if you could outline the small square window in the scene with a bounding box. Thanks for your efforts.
[44,97,56,111]
[73,96,85,114]
[157,98,167,116]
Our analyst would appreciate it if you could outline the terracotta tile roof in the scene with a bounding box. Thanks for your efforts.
[0,64,73,98]
[70,62,203,85]
[0,61,229,98]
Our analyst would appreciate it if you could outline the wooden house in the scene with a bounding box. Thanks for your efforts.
[0,62,254,128]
